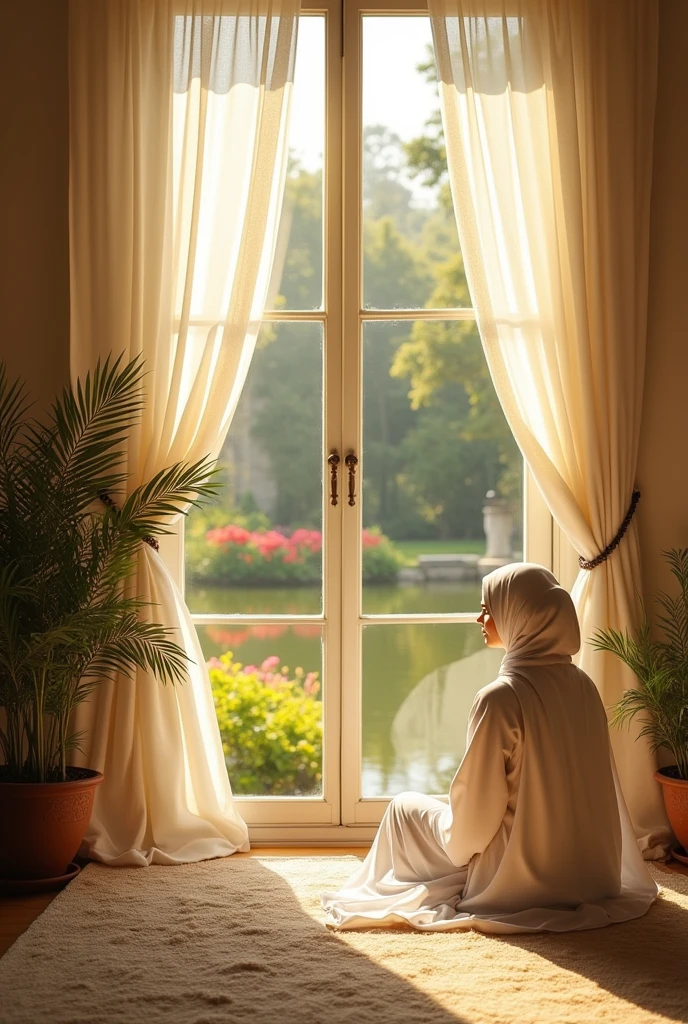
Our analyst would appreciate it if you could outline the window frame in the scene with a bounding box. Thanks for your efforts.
[163,0,558,844]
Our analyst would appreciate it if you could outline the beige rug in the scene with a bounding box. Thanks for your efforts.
[0,857,686,1024]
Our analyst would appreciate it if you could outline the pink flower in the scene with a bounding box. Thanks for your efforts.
[255,530,289,553]
[304,672,320,696]
[261,655,280,672]
[290,528,322,552]
[206,524,252,546]
[243,665,258,675]
[362,529,382,548]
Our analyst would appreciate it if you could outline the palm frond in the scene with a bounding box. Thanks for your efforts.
[595,548,688,780]
[46,353,146,506]
[118,456,221,537]
[0,365,31,463]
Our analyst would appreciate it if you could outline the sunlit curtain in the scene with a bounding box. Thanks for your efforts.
[428,0,671,855]
[69,0,299,864]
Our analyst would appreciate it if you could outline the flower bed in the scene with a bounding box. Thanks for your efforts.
[187,522,403,585]
[209,653,322,796]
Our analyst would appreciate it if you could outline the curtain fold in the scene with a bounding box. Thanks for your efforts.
[428,0,671,855]
[69,0,299,864]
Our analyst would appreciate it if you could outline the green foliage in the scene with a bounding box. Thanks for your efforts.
[270,161,323,311]
[364,217,434,310]
[209,653,322,795]
[592,549,688,780]
[391,257,522,506]
[0,356,217,783]
[400,401,506,538]
[250,323,322,528]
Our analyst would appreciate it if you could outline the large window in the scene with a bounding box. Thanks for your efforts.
[181,0,551,839]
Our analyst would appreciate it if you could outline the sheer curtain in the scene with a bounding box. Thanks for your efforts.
[428,0,671,854]
[69,0,299,864]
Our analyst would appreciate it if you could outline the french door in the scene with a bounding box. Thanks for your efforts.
[179,0,553,841]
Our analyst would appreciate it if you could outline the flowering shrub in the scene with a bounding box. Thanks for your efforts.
[186,519,403,585]
[360,528,404,583]
[209,653,322,795]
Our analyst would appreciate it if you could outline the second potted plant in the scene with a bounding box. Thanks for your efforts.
[593,548,688,856]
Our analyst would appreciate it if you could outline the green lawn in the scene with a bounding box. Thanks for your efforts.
[395,539,485,566]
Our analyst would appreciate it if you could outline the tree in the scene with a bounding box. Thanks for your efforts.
[211,61,522,538]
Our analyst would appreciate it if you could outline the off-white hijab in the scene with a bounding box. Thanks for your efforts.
[483,562,580,669]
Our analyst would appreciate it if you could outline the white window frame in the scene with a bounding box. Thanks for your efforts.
[161,0,557,845]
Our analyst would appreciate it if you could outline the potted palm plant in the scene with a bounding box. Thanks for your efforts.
[0,356,216,887]
[593,548,688,858]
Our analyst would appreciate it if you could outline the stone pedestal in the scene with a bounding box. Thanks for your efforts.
[478,490,514,577]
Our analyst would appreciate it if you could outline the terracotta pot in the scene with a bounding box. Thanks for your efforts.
[655,767,688,850]
[0,768,103,880]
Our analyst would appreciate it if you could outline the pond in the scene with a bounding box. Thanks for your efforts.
[187,582,504,798]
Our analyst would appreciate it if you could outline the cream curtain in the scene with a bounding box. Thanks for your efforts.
[69,0,299,864]
[428,0,671,855]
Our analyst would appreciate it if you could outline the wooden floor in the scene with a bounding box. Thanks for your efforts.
[2,847,686,959]
[0,847,369,958]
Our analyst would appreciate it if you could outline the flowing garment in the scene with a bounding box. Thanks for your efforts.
[322,564,658,934]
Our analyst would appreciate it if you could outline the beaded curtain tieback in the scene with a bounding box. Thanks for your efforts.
[578,490,641,571]
[99,492,160,552]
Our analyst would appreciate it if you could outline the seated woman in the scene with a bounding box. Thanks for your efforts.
[322,563,658,934]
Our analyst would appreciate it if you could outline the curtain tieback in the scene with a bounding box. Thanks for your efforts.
[578,491,641,570]
[99,492,160,552]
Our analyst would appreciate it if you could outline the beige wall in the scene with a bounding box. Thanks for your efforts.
[638,0,688,601]
[0,0,685,604]
[0,0,69,411]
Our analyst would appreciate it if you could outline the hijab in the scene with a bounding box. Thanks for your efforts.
[482,562,581,671]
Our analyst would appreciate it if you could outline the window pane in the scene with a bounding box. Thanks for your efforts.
[265,16,324,311]
[361,320,523,613]
[197,624,323,797]
[362,17,466,311]
[185,321,323,614]
[362,624,503,797]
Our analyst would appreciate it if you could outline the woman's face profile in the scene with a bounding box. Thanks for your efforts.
[477,600,503,648]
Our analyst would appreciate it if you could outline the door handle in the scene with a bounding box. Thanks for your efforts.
[327,452,340,506]
[345,453,358,507]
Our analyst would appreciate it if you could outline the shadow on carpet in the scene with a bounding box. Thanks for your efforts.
[501,867,688,1023]
[0,857,685,1024]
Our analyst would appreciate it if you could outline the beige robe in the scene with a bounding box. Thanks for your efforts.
[322,564,658,933]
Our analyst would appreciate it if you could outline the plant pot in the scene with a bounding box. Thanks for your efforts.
[655,767,688,850]
[0,768,103,881]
